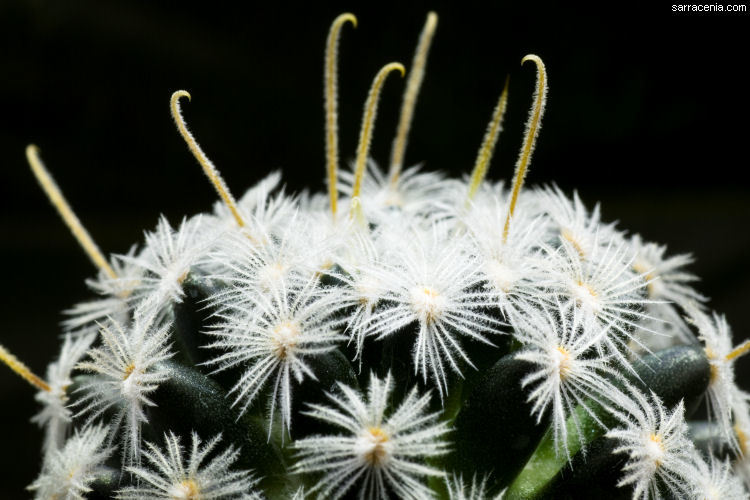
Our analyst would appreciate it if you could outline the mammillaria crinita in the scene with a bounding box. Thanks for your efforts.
[2,10,749,500]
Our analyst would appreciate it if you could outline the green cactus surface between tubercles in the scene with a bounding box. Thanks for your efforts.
[4,11,750,500]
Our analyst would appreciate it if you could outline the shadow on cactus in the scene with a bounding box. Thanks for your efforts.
[2,10,749,500]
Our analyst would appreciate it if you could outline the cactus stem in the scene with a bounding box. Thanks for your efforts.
[324,13,357,220]
[503,54,547,243]
[389,11,438,187]
[25,145,118,279]
[466,75,510,205]
[349,62,405,224]
[0,343,51,393]
[170,90,246,229]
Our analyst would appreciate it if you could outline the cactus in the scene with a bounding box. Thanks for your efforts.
[3,11,750,500]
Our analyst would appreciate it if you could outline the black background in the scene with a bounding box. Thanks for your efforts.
[0,1,748,496]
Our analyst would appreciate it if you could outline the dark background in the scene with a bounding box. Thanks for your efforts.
[0,1,748,496]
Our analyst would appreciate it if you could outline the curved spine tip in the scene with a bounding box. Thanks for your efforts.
[349,62,406,223]
[503,54,547,242]
[172,89,191,102]
[170,90,245,228]
[521,54,542,65]
[325,13,358,221]
[342,12,358,28]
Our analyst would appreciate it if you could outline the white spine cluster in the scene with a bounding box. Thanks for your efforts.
[3,10,748,500]
[75,314,173,464]
[205,275,347,436]
[293,373,450,499]
[28,423,114,500]
[608,392,700,499]
[117,432,260,500]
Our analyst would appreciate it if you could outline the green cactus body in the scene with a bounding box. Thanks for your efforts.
[4,11,750,500]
